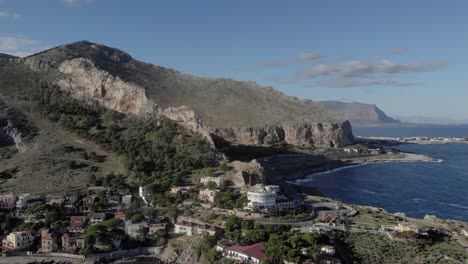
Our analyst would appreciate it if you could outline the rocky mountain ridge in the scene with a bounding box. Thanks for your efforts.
[320,100,400,125]
[15,41,354,148]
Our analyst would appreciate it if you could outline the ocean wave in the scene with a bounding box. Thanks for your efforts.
[437,202,468,210]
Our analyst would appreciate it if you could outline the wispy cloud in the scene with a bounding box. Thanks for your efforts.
[63,0,94,5]
[314,78,421,88]
[0,10,21,19]
[298,60,446,79]
[0,36,45,57]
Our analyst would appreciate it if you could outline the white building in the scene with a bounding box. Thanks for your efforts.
[174,221,222,237]
[321,245,336,255]
[0,193,16,210]
[2,231,34,252]
[90,212,106,225]
[200,176,224,187]
[121,195,132,207]
[246,185,279,210]
[16,194,32,209]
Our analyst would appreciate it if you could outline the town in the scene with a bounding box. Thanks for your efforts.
[1,166,467,264]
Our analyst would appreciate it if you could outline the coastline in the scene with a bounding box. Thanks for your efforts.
[289,151,440,184]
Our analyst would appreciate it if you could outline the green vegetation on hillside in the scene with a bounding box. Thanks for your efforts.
[28,85,219,191]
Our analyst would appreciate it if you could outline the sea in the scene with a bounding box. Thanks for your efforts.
[302,124,468,222]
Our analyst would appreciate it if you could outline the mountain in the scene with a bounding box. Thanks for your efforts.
[17,41,353,148]
[0,53,18,59]
[320,101,400,125]
[393,115,468,125]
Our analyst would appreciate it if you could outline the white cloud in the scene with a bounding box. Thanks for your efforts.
[255,51,322,68]
[315,78,421,88]
[0,10,21,19]
[0,37,45,58]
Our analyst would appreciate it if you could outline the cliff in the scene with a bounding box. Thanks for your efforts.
[320,101,400,125]
[20,41,354,148]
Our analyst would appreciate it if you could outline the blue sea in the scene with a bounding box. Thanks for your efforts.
[304,124,468,221]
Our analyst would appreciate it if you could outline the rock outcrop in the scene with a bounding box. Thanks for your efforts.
[320,100,400,125]
[0,101,38,152]
[21,41,355,149]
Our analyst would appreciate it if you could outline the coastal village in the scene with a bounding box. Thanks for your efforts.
[1,147,467,264]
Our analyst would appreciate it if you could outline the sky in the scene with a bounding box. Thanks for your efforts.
[1,0,467,122]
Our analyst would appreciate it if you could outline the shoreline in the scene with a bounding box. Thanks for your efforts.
[289,151,441,184]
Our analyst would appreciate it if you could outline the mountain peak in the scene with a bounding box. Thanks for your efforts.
[0,53,18,59]
[320,101,399,125]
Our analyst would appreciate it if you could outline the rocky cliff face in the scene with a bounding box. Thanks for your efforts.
[21,41,355,149]
[0,101,38,152]
[320,101,400,125]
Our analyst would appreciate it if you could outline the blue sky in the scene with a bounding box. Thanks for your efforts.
[1,0,467,122]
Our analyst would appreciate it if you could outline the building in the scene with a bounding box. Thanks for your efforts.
[174,221,198,236]
[149,223,167,234]
[2,231,34,252]
[196,224,222,236]
[216,238,232,252]
[320,245,336,255]
[61,233,85,252]
[169,186,191,196]
[68,216,87,233]
[115,211,126,220]
[174,221,222,237]
[397,222,419,233]
[198,189,220,203]
[90,213,106,225]
[200,176,224,187]
[0,193,16,210]
[246,185,279,210]
[224,243,268,263]
[16,194,32,209]
[40,229,58,253]
[121,195,132,207]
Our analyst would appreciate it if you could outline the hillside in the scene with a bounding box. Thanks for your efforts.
[20,41,354,148]
[320,101,400,125]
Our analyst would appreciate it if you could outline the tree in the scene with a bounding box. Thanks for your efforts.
[265,234,286,262]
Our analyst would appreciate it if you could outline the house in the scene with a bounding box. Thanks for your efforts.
[61,233,85,252]
[343,148,359,154]
[197,224,223,236]
[16,194,33,209]
[174,221,222,237]
[198,189,219,203]
[68,216,86,233]
[40,229,58,253]
[200,176,224,187]
[45,194,65,206]
[174,221,198,236]
[82,194,96,205]
[90,213,106,225]
[320,245,336,255]
[318,255,342,264]
[169,186,191,196]
[115,211,126,220]
[64,195,79,213]
[107,195,121,205]
[121,195,132,207]
[216,238,232,252]
[94,234,123,251]
[2,231,34,252]
[0,193,16,210]
[224,243,269,263]
[397,222,419,233]
[149,223,167,234]
[246,185,280,210]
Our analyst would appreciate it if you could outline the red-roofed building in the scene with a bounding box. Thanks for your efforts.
[224,243,269,263]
